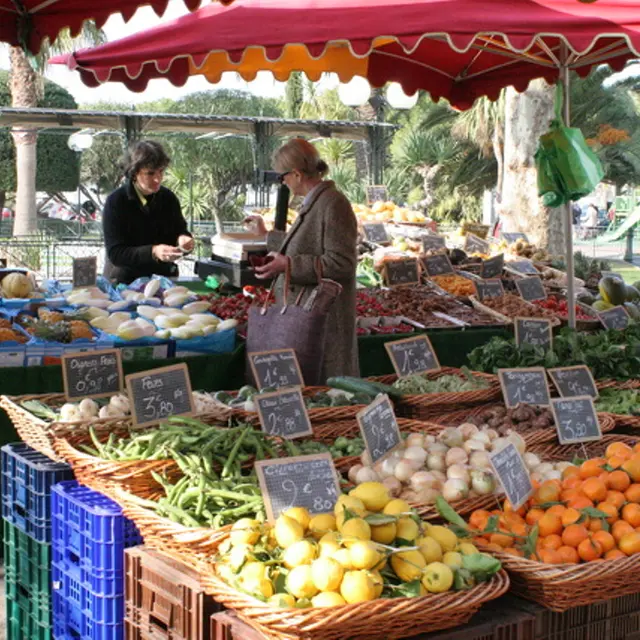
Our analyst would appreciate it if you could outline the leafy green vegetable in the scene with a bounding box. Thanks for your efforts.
[393,367,489,395]
[595,388,640,415]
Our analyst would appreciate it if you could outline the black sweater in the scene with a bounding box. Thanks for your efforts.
[102,179,191,284]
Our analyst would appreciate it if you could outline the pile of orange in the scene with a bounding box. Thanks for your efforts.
[468,441,640,564]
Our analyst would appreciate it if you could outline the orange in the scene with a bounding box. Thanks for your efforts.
[503,499,526,517]
[593,531,616,553]
[538,513,562,538]
[533,481,562,505]
[562,475,582,490]
[622,503,640,528]
[605,490,626,510]
[605,549,627,560]
[595,501,619,525]
[566,496,594,510]
[625,484,640,504]
[634,443,640,454]
[622,457,640,483]
[618,531,640,556]
[607,456,626,470]
[578,537,603,562]
[606,442,634,460]
[612,520,635,544]
[503,547,523,557]
[469,510,491,531]
[562,508,583,528]
[538,549,563,564]
[490,533,512,548]
[562,465,581,479]
[562,524,590,548]
[547,505,566,518]
[526,508,545,526]
[588,519,604,533]
[557,545,579,564]
[607,470,631,492]
[541,534,563,551]
[580,458,606,479]
[582,478,608,503]
[483,542,504,553]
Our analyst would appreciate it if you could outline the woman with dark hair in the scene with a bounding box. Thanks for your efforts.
[102,140,193,284]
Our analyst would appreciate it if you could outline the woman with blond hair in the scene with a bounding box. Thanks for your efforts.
[246,138,359,379]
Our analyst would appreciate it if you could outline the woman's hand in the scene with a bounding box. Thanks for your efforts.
[244,214,268,236]
[178,235,195,252]
[255,253,287,279]
[152,244,183,263]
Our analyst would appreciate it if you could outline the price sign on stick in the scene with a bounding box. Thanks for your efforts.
[357,395,402,465]
[62,349,123,401]
[514,318,553,352]
[255,453,341,522]
[490,442,533,510]
[474,279,504,301]
[363,223,390,245]
[422,235,447,251]
[515,276,547,302]
[248,349,304,390]
[72,257,97,288]
[255,388,312,440]
[551,396,602,445]
[366,185,388,205]
[480,254,504,279]
[499,367,551,408]
[548,366,598,399]
[423,254,454,277]
[598,306,630,331]
[126,364,194,427]
[385,335,440,378]
[464,233,490,255]
[502,232,529,244]
[507,259,539,276]
[384,259,420,287]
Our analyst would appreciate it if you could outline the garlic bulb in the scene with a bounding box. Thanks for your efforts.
[60,403,81,422]
[355,466,380,484]
[348,464,363,484]
[78,398,99,417]
[110,394,130,414]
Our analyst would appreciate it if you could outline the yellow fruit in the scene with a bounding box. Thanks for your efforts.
[240,562,267,582]
[396,517,420,543]
[390,550,426,582]
[368,570,384,597]
[331,548,354,570]
[339,517,371,542]
[308,514,337,540]
[274,515,304,549]
[230,518,261,546]
[284,507,311,531]
[422,562,454,593]
[311,557,344,592]
[228,544,251,572]
[318,532,342,557]
[335,495,366,518]
[418,537,443,564]
[311,592,347,607]
[370,521,397,544]
[383,499,411,516]
[442,551,463,569]
[243,577,274,598]
[459,542,479,556]
[350,482,390,512]
[340,570,377,604]
[283,540,317,569]
[268,594,296,608]
[426,525,458,553]
[349,541,382,570]
[286,565,319,599]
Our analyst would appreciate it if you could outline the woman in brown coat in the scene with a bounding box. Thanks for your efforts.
[247,138,359,380]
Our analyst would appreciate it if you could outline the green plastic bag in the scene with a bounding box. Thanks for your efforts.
[535,83,604,207]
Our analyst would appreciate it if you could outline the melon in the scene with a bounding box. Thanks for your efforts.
[625,303,640,322]
[2,272,33,298]
[593,300,614,312]
[626,285,640,302]
[599,276,627,306]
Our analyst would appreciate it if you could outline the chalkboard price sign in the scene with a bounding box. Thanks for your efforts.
[464,233,490,255]
[422,235,447,251]
[248,349,305,390]
[489,442,533,510]
[385,335,440,378]
[598,306,630,331]
[62,348,123,401]
[363,223,390,245]
[514,318,552,351]
[502,232,529,244]
[551,396,602,445]
[480,254,504,279]
[366,185,388,205]
[498,367,551,408]
[423,253,454,277]
[357,395,402,464]
[73,257,98,288]
[126,364,194,427]
[507,259,539,276]
[384,258,420,287]
[515,276,547,302]
[255,453,341,522]
[474,279,504,301]
[255,388,312,440]
[548,366,598,399]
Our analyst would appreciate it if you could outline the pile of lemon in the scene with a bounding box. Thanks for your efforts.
[214,482,485,608]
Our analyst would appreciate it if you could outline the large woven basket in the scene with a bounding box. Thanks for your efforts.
[528,434,639,462]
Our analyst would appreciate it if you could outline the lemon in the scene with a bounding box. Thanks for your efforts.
[284,507,311,531]
[243,577,274,598]
[240,562,267,582]
[390,550,426,582]
[426,525,458,553]
[230,518,261,546]
[340,570,377,604]
[459,542,479,555]
[370,521,397,544]
[311,557,344,592]
[418,537,443,564]
[339,517,371,543]
[349,482,390,512]
[396,517,420,543]
[368,570,384,597]
[348,541,382,570]
[228,544,252,572]
[335,495,366,518]
[308,514,337,540]
[331,548,354,570]
[422,562,454,593]
[318,532,342,557]
[443,551,463,569]
[283,540,317,569]
[274,515,304,549]
[268,594,296,608]
[286,565,319,599]
[311,592,346,607]
[383,499,411,517]
[215,563,235,584]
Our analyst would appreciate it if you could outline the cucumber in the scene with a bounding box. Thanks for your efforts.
[326,376,403,399]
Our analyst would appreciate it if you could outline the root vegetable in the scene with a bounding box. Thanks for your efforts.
[404,446,427,466]
[355,467,380,484]
[410,471,441,492]
[523,453,541,470]
[382,476,402,497]
[379,457,397,479]
[464,439,486,454]
[442,478,469,502]
[471,470,496,495]
[440,427,463,448]
[458,422,479,438]
[394,460,415,482]
[430,470,446,484]
[506,432,526,455]
[414,487,439,504]
[348,464,363,484]
[471,431,491,446]
[428,442,449,455]
[469,451,491,470]
[445,447,468,466]
[405,433,425,448]
[426,453,446,472]
[447,464,470,484]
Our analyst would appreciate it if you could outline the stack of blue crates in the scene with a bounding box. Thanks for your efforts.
[1,442,74,640]
[51,480,142,640]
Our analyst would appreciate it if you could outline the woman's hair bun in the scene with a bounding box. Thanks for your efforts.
[316,159,329,176]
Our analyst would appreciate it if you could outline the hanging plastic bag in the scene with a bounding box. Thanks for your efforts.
[535,83,604,207]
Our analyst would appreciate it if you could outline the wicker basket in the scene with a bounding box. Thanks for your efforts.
[469,296,562,327]
[528,434,639,462]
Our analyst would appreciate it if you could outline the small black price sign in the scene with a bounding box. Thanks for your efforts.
[255,453,341,522]
[423,253,454,277]
[125,363,194,427]
[551,396,602,445]
[514,317,552,351]
[248,349,305,390]
[498,367,551,408]
[480,254,504,279]
[548,366,598,399]
[357,395,402,464]
[363,223,390,245]
[598,306,630,331]
[508,259,539,275]
[502,232,529,244]
[62,348,123,401]
[464,233,490,255]
[474,279,504,301]
[384,258,420,287]
[366,185,388,205]
[385,335,440,378]
[515,276,547,302]
[422,235,446,251]
[72,256,98,288]
[255,388,312,440]
[489,442,533,510]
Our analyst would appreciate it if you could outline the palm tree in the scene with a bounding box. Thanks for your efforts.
[9,23,105,236]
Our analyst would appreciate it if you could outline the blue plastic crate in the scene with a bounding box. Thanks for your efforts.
[52,592,123,640]
[1,443,73,542]
[51,481,141,576]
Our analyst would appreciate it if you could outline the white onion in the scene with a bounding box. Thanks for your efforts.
[485,429,499,441]
[471,431,491,446]
[388,449,405,463]
[447,464,470,484]
[523,453,541,470]
[428,441,449,455]
[426,453,446,472]
[430,470,447,484]
[423,434,436,446]
[458,422,479,439]
[492,438,509,453]
[379,457,398,479]
[469,451,491,470]
[414,487,439,504]
[356,467,380,484]
[411,471,441,492]
[399,489,419,502]
[445,447,468,467]
[542,470,562,482]
[360,450,372,466]
[535,462,554,476]
[404,446,428,466]
[405,433,425,449]
[382,476,402,497]
[555,462,575,473]
[464,439,486,454]
[442,478,469,502]
[440,427,464,448]
[348,464,363,484]
[471,469,496,495]
[507,431,526,455]
[403,457,425,472]
[394,460,415,482]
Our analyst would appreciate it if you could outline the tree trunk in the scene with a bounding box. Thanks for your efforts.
[501,80,565,255]
[9,46,39,237]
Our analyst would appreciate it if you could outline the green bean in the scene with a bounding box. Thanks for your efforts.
[222,426,250,478]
